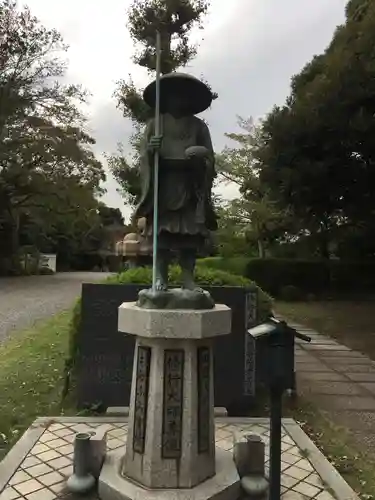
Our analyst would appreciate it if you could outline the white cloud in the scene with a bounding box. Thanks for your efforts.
[25,0,347,221]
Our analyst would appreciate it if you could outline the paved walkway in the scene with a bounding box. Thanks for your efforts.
[0,417,355,499]
[289,320,375,458]
[0,272,112,343]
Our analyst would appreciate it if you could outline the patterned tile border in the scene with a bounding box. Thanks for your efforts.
[283,420,359,500]
[0,416,360,500]
[0,419,46,493]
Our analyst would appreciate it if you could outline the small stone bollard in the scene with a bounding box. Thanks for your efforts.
[233,434,268,499]
[67,433,96,494]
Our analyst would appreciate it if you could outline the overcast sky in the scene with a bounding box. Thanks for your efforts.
[25,0,347,220]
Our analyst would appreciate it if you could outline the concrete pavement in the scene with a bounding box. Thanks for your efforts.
[290,320,375,459]
[0,272,112,343]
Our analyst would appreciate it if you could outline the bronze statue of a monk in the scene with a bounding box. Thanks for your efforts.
[134,73,218,293]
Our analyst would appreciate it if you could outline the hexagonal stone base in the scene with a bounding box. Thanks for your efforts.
[118,302,231,339]
[98,447,241,500]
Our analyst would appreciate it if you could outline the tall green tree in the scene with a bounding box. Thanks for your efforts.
[97,204,124,227]
[254,0,375,258]
[18,188,127,272]
[106,140,142,206]
[109,0,214,208]
[116,0,211,123]
[0,0,105,273]
[20,184,103,255]
[216,117,290,258]
[213,201,256,258]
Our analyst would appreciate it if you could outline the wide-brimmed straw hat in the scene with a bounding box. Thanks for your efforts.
[143,72,214,115]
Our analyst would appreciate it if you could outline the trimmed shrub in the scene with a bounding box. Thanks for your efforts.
[108,265,272,320]
[279,285,303,302]
[245,259,328,296]
[198,257,250,277]
[67,297,82,372]
[329,260,375,291]
[245,258,375,297]
[110,264,251,286]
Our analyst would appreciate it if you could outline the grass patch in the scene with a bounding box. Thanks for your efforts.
[0,311,73,460]
[276,299,375,359]
[285,398,375,499]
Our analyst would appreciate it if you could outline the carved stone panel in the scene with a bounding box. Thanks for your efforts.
[133,345,151,454]
[78,284,259,411]
[197,346,210,453]
[245,290,258,329]
[162,350,184,459]
[244,290,258,396]
[244,335,256,396]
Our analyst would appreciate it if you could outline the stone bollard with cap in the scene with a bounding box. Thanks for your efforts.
[67,424,111,494]
[233,434,269,499]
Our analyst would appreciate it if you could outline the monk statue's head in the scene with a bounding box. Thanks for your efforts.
[143,73,215,118]
[164,92,190,118]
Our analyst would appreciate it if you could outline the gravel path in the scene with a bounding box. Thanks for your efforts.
[0,272,112,343]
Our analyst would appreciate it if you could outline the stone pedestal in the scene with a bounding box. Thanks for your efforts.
[118,303,231,489]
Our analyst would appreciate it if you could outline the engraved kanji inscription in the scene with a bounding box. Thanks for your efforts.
[245,290,258,329]
[244,334,256,396]
[244,290,257,396]
[133,345,151,454]
[162,349,184,458]
[197,346,210,453]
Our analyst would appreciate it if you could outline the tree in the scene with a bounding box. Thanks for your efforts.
[97,203,124,227]
[254,105,345,258]
[253,0,375,258]
[18,184,127,272]
[19,183,103,256]
[0,0,106,273]
[116,0,211,122]
[109,0,214,208]
[212,201,255,258]
[346,0,371,22]
[216,117,290,258]
[105,140,142,207]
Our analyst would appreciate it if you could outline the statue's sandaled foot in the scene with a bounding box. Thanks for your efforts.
[155,279,168,292]
[182,281,204,293]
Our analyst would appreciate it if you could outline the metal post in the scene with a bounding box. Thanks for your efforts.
[151,31,162,291]
[269,385,282,500]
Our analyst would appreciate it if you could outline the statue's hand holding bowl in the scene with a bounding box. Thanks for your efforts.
[148,135,163,153]
[185,146,209,162]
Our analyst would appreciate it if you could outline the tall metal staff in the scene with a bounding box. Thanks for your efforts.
[152,31,162,291]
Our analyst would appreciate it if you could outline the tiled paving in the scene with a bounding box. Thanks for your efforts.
[284,318,375,461]
[0,417,356,500]
[294,326,375,402]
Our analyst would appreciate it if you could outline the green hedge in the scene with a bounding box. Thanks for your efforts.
[198,257,375,297]
[245,258,375,296]
[108,265,272,319]
[66,265,273,389]
[198,257,250,277]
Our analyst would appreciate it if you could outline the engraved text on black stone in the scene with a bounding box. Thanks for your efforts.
[162,349,184,458]
[133,345,151,454]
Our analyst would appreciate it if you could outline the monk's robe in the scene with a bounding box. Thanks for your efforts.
[134,113,217,251]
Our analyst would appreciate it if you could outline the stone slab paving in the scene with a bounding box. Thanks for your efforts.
[285,319,375,459]
[0,417,359,500]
